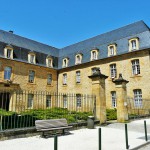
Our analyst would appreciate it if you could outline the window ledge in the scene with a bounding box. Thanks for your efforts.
[76,82,81,85]
[47,84,53,87]
[27,82,36,85]
[75,63,81,65]
[108,77,117,81]
[130,75,142,78]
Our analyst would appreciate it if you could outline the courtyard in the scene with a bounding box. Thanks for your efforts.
[0,119,150,150]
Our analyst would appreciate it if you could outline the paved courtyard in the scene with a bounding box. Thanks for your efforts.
[0,119,150,150]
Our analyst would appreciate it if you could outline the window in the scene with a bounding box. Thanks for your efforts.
[46,95,51,108]
[63,95,67,108]
[111,91,117,108]
[129,38,139,51]
[132,59,140,75]
[134,89,142,108]
[29,70,35,83]
[108,44,117,56]
[75,54,82,65]
[91,49,98,60]
[76,71,81,83]
[30,54,35,63]
[28,94,33,108]
[47,74,52,85]
[46,56,53,68]
[4,45,13,59]
[62,58,69,68]
[76,94,81,107]
[28,52,36,64]
[4,67,12,80]
[63,73,67,85]
[131,40,136,50]
[110,64,117,78]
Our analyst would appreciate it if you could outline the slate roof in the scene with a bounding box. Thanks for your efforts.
[59,21,150,56]
[0,20,150,69]
[0,30,59,57]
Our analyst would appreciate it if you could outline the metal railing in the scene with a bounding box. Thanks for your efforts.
[127,98,150,119]
[0,90,96,131]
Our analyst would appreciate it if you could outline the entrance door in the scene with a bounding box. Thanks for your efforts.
[0,92,10,111]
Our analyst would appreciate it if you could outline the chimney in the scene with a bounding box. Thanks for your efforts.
[9,30,13,33]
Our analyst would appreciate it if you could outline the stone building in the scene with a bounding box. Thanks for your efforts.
[0,21,150,122]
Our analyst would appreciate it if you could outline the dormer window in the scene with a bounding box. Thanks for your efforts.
[46,56,53,68]
[129,38,139,51]
[28,52,36,64]
[108,44,117,56]
[91,49,98,61]
[75,54,82,65]
[4,45,13,59]
[62,58,69,68]
[131,40,136,49]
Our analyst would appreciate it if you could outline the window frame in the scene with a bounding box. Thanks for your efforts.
[46,56,53,68]
[28,52,36,64]
[46,95,51,108]
[47,74,52,85]
[75,54,82,65]
[28,70,35,83]
[76,94,82,108]
[131,59,140,75]
[108,44,117,57]
[110,64,117,78]
[63,73,67,85]
[133,89,142,108]
[63,95,67,108]
[4,45,13,59]
[129,38,139,51]
[111,91,117,108]
[91,49,98,61]
[28,94,34,109]
[76,71,81,83]
[4,66,12,81]
[62,58,69,68]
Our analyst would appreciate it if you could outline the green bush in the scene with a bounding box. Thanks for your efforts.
[0,108,93,130]
[106,108,117,120]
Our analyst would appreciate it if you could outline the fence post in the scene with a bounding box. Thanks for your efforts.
[99,128,101,150]
[125,124,129,149]
[144,120,148,141]
[54,135,58,150]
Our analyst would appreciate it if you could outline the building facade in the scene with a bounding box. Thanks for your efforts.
[0,21,150,122]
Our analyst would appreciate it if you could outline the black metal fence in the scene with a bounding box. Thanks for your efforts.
[127,98,150,119]
[0,90,96,131]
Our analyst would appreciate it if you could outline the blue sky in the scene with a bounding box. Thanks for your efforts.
[0,0,150,48]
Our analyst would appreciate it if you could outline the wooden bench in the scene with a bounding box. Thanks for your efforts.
[35,118,72,137]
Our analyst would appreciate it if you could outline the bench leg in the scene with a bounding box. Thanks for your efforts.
[62,129,65,135]
[42,132,45,137]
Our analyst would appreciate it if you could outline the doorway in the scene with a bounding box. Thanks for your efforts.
[0,92,10,111]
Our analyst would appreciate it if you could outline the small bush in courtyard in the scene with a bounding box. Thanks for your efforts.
[106,108,117,120]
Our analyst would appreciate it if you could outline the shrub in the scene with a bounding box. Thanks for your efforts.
[106,108,117,120]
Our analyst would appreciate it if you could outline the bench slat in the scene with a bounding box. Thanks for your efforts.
[35,119,71,131]
[37,126,72,131]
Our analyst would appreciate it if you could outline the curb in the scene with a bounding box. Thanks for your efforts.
[130,141,150,150]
